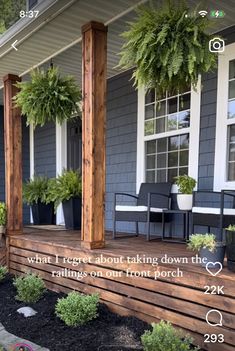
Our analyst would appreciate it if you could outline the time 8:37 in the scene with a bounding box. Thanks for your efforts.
[20,10,39,18]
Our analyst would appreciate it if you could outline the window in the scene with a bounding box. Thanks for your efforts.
[214,43,235,190]
[28,0,38,10]
[137,83,201,193]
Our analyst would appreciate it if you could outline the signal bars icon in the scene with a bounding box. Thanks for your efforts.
[198,10,208,17]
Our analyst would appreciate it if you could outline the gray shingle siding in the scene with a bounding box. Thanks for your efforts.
[34,122,56,178]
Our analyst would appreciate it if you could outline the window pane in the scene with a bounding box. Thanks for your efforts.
[179,167,188,176]
[146,140,156,154]
[157,169,167,182]
[147,155,156,169]
[228,162,235,181]
[168,97,177,114]
[168,168,178,182]
[229,81,235,100]
[156,117,165,134]
[229,60,235,80]
[145,120,155,135]
[146,170,155,182]
[180,134,189,149]
[180,150,189,166]
[178,111,190,129]
[156,101,166,117]
[145,104,155,120]
[157,153,167,168]
[180,93,191,111]
[169,136,179,151]
[145,89,155,104]
[168,152,178,167]
[167,114,177,131]
[157,138,167,152]
[229,143,235,161]
[230,125,235,142]
[228,100,235,119]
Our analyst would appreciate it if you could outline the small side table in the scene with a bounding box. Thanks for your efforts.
[161,209,191,243]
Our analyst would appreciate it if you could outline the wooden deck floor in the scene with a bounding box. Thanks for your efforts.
[7,226,235,351]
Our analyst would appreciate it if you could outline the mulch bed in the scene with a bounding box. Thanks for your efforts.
[0,275,148,351]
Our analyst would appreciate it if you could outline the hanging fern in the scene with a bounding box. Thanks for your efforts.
[118,2,218,95]
[13,67,82,126]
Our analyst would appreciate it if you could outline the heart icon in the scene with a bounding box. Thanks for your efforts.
[206,262,223,276]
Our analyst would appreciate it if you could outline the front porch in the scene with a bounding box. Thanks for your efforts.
[7,227,235,351]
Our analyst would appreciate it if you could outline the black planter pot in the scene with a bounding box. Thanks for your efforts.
[31,201,54,225]
[226,230,235,272]
[62,196,82,230]
[199,244,225,268]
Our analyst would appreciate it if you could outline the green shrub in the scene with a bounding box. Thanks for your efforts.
[0,266,7,282]
[226,224,235,231]
[47,169,82,210]
[13,273,46,303]
[141,321,199,351]
[55,291,99,327]
[0,202,7,226]
[175,175,196,194]
[188,233,217,252]
[23,176,53,205]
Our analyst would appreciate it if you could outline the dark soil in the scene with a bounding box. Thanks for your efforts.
[0,276,148,351]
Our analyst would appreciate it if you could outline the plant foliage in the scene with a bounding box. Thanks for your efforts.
[0,266,7,282]
[188,233,217,252]
[23,176,52,205]
[175,175,196,194]
[0,202,7,226]
[141,320,199,351]
[118,2,217,95]
[226,224,235,231]
[55,291,99,327]
[14,67,82,126]
[13,273,46,303]
[47,169,82,210]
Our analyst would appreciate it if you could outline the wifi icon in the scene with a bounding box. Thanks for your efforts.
[198,10,208,17]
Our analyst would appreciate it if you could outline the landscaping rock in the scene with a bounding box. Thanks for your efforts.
[17,307,38,317]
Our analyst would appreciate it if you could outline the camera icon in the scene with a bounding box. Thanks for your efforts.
[209,37,225,53]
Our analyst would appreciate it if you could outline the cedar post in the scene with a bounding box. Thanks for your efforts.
[81,21,107,249]
[3,74,23,235]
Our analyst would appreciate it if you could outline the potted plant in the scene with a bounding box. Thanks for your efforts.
[14,66,82,127]
[48,169,82,230]
[225,225,235,272]
[188,233,225,267]
[0,203,6,239]
[118,2,217,95]
[175,175,196,210]
[23,176,54,225]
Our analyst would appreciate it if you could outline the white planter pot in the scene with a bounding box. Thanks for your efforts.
[177,194,193,210]
[0,225,5,242]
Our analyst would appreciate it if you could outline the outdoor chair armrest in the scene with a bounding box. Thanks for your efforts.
[114,193,138,209]
[221,190,235,198]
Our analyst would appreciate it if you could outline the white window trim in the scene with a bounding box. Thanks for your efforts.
[136,79,201,194]
[214,42,235,191]
[29,123,34,223]
[56,121,67,225]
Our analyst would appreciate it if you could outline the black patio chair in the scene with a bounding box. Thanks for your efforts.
[192,190,235,241]
[113,182,172,241]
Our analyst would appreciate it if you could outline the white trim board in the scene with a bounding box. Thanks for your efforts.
[29,123,34,223]
[56,121,67,224]
[214,42,235,191]
[136,79,201,194]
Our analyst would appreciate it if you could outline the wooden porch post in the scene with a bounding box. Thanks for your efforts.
[81,21,107,249]
[3,74,23,235]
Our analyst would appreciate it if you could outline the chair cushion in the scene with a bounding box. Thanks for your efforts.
[115,205,167,213]
[192,207,235,215]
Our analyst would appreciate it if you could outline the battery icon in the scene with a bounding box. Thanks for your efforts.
[210,10,225,18]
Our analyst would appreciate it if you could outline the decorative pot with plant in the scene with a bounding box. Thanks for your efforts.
[188,233,225,267]
[13,66,82,127]
[23,176,55,225]
[118,2,217,95]
[225,225,235,272]
[47,169,82,230]
[0,202,7,239]
[175,175,196,210]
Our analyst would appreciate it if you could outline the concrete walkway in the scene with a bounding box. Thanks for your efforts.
[0,323,49,351]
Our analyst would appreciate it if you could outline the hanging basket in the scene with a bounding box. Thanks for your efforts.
[118,2,218,95]
[14,67,82,126]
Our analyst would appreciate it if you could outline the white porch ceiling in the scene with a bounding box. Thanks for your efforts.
[0,0,234,104]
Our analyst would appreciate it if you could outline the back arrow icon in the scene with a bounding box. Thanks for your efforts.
[12,40,18,51]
